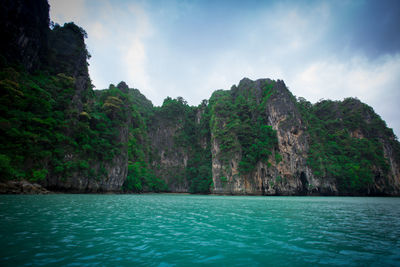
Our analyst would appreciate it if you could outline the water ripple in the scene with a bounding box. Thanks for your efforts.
[1,195,400,266]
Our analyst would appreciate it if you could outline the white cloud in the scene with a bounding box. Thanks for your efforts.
[89,22,106,40]
[120,4,155,98]
[288,53,400,136]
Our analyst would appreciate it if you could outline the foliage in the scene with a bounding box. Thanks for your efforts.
[149,97,213,193]
[31,169,48,182]
[0,154,15,180]
[124,115,168,193]
[124,162,167,193]
[0,66,72,180]
[47,22,91,77]
[297,97,392,192]
[275,152,282,163]
[127,87,154,124]
[0,57,135,184]
[220,176,228,184]
[2,3,398,196]
[209,80,279,174]
[0,31,168,191]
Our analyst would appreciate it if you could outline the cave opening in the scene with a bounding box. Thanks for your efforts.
[300,172,308,195]
[261,168,266,195]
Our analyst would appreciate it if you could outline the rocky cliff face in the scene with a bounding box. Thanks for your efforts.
[383,143,400,194]
[48,22,92,113]
[142,97,212,193]
[2,0,400,195]
[210,79,330,195]
[0,0,131,192]
[42,83,133,192]
[148,117,189,192]
[41,23,119,192]
[305,97,400,195]
[128,77,400,196]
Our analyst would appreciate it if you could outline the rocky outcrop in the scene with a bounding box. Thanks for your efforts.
[48,22,92,113]
[383,142,400,194]
[42,83,133,193]
[2,0,399,195]
[210,78,314,195]
[44,157,127,193]
[258,79,337,195]
[0,180,50,194]
[146,98,212,193]
[208,78,400,195]
[0,0,127,193]
[148,110,189,192]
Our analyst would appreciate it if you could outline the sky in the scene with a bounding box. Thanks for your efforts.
[49,0,400,137]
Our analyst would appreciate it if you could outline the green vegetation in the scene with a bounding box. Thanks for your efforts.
[185,101,213,194]
[2,0,399,196]
[220,176,228,186]
[0,66,74,181]
[0,62,119,182]
[297,97,395,192]
[209,80,279,174]
[150,97,213,193]
[1,49,398,194]
[0,20,102,183]
[0,19,164,191]
[123,94,168,193]
[47,22,91,77]
[0,55,167,189]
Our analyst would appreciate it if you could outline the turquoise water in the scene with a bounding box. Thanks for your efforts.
[0,195,399,266]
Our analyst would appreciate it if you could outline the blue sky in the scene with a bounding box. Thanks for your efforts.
[49,0,400,137]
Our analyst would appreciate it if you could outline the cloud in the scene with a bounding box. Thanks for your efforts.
[120,4,155,98]
[267,3,329,52]
[288,54,400,136]
[89,22,106,40]
[88,2,155,97]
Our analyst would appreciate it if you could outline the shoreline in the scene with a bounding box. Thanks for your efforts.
[1,180,398,197]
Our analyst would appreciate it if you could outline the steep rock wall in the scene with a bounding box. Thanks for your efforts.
[147,99,212,193]
[209,78,400,195]
[44,83,132,192]
[209,78,319,195]
[148,114,189,192]
[2,0,400,195]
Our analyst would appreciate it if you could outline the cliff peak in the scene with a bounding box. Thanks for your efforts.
[117,81,129,93]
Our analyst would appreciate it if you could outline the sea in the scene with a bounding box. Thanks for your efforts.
[0,194,399,266]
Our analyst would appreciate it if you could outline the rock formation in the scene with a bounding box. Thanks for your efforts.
[1,0,399,195]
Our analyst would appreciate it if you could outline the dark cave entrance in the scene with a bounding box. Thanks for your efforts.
[300,172,308,195]
[261,168,266,195]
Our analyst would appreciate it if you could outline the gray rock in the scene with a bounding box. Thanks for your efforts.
[0,180,50,194]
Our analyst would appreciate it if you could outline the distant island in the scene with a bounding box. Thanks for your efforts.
[1,0,399,196]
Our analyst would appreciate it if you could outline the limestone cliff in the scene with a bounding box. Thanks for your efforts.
[209,78,310,195]
[2,0,400,195]
[147,98,212,193]
[0,0,131,192]
[208,78,400,195]
[148,115,189,192]
[42,82,134,192]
